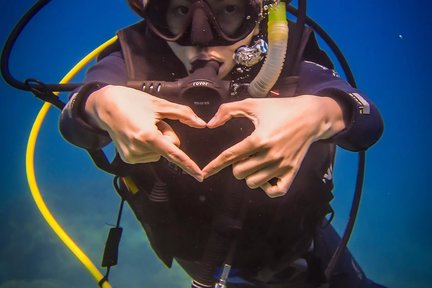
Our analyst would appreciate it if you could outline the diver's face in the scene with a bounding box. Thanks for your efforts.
[167,28,258,78]
[165,0,260,78]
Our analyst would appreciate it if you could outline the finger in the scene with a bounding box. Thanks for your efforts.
[202,135,259,178]
[243,164,284,190]
[232,152,271,180]
[150,134,203,182]
[207,100,256,129]
[260,170,298,198]
[157,120,180,147]
[116,143,162,164]
[155,98,207,128]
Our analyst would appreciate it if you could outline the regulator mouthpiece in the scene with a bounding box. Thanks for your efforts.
[234,39,268,67]
[190,59,221,75]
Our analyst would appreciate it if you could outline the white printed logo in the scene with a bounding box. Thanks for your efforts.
[322,165,333,183]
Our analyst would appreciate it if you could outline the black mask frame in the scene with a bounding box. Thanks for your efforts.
[144,0,262,47]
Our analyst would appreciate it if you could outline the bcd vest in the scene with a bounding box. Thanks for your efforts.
[107,20,336,276]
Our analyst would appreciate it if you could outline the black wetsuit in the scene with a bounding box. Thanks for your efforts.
[59,21,385,288]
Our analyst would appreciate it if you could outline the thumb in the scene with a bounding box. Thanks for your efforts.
[207,101,245,128]
[155,98,207,128]
[157,120,180,147]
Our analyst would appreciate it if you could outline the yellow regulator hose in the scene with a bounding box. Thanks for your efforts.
[25,35,118,288]
[248,1,288,98]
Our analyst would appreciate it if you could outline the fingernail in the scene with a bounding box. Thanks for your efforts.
[202,170,214,179]
[196,174,204,182]
[207,117,216,127]
[195,117,207,126]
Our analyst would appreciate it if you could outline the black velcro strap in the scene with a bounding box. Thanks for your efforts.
[98,276,109,287]
[70,81,108,134]
[101,227,123,267]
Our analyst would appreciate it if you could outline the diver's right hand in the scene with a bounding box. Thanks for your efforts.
[85,85,206,181]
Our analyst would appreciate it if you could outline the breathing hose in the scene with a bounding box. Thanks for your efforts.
[25,35,118,288]
[248,1,288,98]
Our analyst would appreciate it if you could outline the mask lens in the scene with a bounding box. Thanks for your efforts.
[212,0,260,40]
[145,0,260,45]
[165,0,193,36]
[145,1,181,39]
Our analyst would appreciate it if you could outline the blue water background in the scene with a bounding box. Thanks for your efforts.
[0,0,430,287]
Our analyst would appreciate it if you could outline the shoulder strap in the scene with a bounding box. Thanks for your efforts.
[284,22,334,77]
[276,22,334,96]
[117,21,187,82]
[302,31,334,69]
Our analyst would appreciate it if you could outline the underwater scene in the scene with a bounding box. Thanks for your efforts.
[0,0,431,287]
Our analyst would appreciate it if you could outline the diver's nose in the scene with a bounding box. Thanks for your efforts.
[189,6,214,46]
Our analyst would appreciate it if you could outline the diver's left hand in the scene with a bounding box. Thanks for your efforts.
[202,95,347,197]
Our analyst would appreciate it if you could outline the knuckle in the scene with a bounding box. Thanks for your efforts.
[182,105,195,115]
[266,190,286,198]
[240,98,251,105]
[218,102,227,110]
[220,150,235,163]
[268,152,289,168]
[150,95,162,105]
[172,102,194,116]
[249,134,266,148]
[131,130,158,146]
[165,149,181,163]
[261,179,289,198]
[137,130,155,142]
[120,151,137,164]
[241,98,258,109]
[218,103,230,114]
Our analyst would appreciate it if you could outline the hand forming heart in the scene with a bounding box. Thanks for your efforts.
[86,86,346,197]
[202,96,346,197]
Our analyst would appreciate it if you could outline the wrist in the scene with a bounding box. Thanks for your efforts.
[83,83,114,129]
[73,82,109,126]
[312,95,347,140]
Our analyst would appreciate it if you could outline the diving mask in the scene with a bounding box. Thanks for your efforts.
[143,0,262,46]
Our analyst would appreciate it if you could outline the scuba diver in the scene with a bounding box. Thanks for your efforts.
[55,0,385,287]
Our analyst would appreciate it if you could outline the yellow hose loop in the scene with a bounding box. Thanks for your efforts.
[26,35,118,288]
